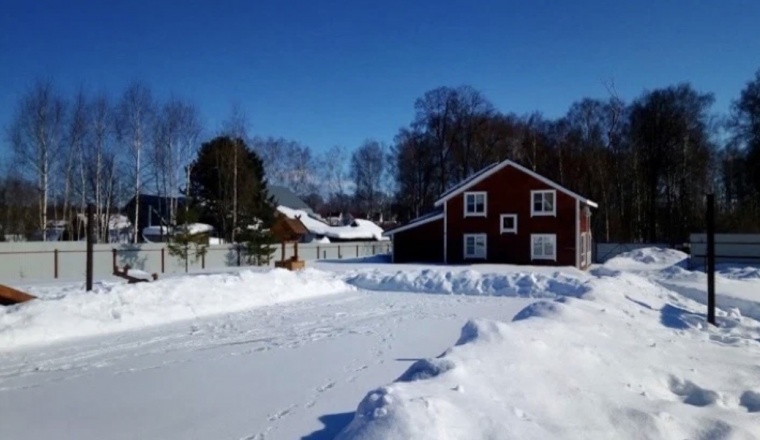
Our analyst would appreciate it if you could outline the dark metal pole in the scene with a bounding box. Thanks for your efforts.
[86,204,94,291]
[706,194,716,326]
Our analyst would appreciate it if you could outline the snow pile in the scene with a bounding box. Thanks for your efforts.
[345,268,587,298]
[0,268,352,351]
[717,265,760,280]
[338,270,760,439]
[603,247,688,271]
[277,206,388,241]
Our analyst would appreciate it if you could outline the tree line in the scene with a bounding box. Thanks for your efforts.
[3,70,760,246]
[391,73,760,245]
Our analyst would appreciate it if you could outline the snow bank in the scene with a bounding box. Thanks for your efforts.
[277,206,388,241]
[338,270,760,439]
[603,247,688,270]
[0,268,352,351]
[345,268,587,298]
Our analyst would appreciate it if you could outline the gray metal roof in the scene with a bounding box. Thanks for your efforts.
[268,185,313,213]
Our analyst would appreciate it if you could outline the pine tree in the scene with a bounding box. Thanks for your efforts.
[188,136,276,265]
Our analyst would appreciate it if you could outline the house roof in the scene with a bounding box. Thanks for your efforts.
[269,185,313,213]
[383,209,444,236]
[434,159,598,208]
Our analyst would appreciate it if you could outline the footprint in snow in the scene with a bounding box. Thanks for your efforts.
[668,376,719,407]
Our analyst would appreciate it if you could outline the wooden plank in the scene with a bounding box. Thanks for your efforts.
[0,284,36,306]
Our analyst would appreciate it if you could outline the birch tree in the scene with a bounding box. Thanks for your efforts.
[116,82,155,243]
[7,81,66,240]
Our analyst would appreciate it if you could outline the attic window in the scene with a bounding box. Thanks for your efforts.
[464,192,487,217]
[531,190,556,217]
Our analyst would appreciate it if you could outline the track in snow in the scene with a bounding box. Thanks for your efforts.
[0,289,534,440]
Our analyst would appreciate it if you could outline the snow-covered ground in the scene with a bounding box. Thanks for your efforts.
[1,249,760,439]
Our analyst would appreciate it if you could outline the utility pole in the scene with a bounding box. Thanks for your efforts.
[706,194,716,326]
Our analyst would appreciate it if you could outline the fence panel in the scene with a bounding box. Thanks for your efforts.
[0,240,392,282]
[690,233,760,267]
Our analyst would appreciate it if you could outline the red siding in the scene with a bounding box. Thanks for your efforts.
[393,219,444,263]
[445,166,578,266]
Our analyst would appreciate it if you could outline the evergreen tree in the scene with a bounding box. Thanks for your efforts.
[166,206,208,273]
[187,136,276,265]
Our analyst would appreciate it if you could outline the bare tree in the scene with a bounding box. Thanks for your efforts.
[320,144,349,203]
[7,81,67,240]
[351,140,386,218]
[86,92,118,242]
[220,103,250,241]
[116,82,155,243]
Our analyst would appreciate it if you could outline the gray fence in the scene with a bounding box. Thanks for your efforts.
[0,241,392,283]
[690,233,760,268]
[593,242,668,264]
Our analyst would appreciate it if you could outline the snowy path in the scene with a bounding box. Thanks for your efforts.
[0,290,534,440]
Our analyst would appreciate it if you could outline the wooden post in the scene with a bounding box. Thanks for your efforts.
[281,241,286,262]
[317,245,320,260]
[236,245,241,266]
[86,204,94,291]
[294,241,299,260]
[202,250,206,269]
[706,193,716,326]
[112,248,117,271]
[54,249,59,279]
[161,247,165,273]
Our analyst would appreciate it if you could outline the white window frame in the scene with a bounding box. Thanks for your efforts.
[531,190,557,217]
[499,214,518,234]
[463,191,487,217]
[531,234,557,261]
[580,232,587,266]
[463,233,487,259]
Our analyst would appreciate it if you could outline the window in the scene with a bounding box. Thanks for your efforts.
[464,192,487,217]
[531,234,556,260]
[464,234,487,259]
[531,190,556,216]
[500,214,517,234]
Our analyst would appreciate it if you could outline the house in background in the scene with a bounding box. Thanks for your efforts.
[384,159,597,269]
[124,194,187,242]
[268,185,314,214]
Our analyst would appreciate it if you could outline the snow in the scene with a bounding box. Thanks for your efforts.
[0,268,351,351]
[277,205,388,241]
[337,253,760,439]
[182,222,215,235]
[3,248,760,439]
[0,279,533,440]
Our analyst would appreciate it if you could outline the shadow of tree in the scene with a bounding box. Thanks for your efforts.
[300,412,354,440]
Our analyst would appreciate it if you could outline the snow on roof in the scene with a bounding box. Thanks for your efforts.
[277,206,388,241]
[383,210,444,236]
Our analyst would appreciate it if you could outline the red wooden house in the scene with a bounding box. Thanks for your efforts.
[384,159,597,269]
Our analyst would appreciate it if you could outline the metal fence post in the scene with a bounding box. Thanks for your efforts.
[54,249,59,279]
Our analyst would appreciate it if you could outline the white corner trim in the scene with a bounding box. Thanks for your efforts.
[575,198,580,269]
[463,233,487,259]
[463,191,487,218]
[530,189,557,217]
[530,233,557,261]
[499,214,518,234]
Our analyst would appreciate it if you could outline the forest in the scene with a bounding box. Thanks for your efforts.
[2,69,760,245]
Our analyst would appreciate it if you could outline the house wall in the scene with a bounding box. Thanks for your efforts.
[392,219,444,263]
[445,166,578,266]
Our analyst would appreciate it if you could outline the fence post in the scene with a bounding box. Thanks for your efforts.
[237,245,241,266]
[201,250,206,270]
[112,248,117,270]
[86,204,94,291]
[706,194,716,326]
[317,245,320,260]
[338,245,342,259]
[161,247,165,273]
[54,249,59,279]
[356,244,359,258]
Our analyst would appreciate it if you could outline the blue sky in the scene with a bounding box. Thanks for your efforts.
[1,0,759,161]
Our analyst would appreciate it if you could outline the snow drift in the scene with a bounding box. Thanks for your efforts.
[0,268,353,351]
[338,264,760,439]
[602,247,688,270]
[346,268,588,298]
